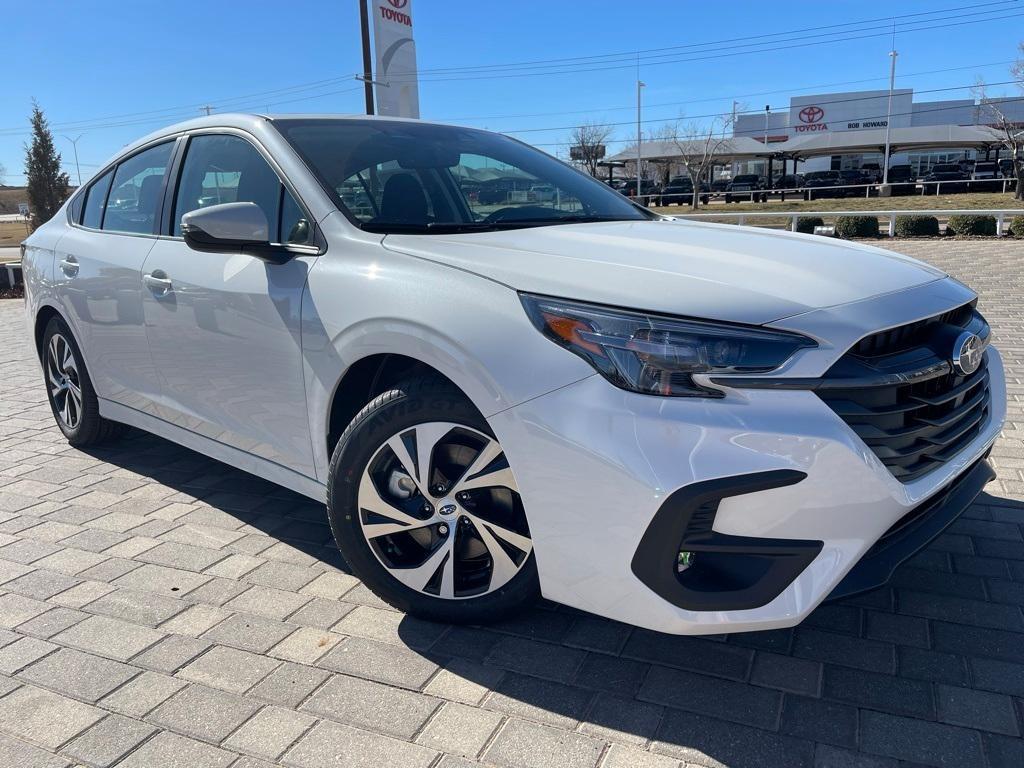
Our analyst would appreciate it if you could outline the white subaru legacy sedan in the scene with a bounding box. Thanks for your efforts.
[22,114,1005,635]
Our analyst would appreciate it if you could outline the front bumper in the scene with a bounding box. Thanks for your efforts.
[488,347,1005,635]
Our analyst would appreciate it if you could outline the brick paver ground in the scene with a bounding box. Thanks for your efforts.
[0,239,1022,768]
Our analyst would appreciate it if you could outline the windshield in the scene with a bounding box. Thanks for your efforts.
[274,118,651,234]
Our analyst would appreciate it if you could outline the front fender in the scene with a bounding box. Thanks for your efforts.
[299,234,594,480]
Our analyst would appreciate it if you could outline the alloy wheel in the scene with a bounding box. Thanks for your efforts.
[46,333,82,430]
[358,422,532,600]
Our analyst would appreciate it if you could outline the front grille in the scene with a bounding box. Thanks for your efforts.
[851,303,975,357]
[817,304,991,483]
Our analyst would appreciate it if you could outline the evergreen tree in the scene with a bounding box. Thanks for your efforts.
[24,101,70,229]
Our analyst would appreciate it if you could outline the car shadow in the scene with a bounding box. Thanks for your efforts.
[77,429,1024,768]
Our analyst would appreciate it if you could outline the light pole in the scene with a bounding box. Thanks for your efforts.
[882,49,898,186]
[62,134,83,187]
[636,77,645,202]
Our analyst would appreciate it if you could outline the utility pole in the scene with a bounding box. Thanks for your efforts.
[62,134,83,187]
[359,0,375,115]
[636,54,645,203]
[199,105,214,116]
[882,22,898,186]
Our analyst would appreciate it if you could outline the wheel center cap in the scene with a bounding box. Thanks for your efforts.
[438,500,459,517]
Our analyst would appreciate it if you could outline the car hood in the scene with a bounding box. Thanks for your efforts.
[381,219,946,325]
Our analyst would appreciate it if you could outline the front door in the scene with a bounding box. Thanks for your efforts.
[141,132,319,478]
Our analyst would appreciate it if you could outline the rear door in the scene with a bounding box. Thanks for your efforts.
[54,140,176,413]
[140,131,320,478]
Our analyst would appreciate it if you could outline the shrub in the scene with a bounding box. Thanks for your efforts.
[945,214,997,237]
[1009,215,1024,238]
[834,216,880,239]
[795,216,824,234]
[894,215,940,237]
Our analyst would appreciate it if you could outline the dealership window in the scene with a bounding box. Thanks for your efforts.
[908,151,975,177]
[101,142,174,235]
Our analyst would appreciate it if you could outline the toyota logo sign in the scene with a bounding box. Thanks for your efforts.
[799,106,825,124]
[387,0,408,7]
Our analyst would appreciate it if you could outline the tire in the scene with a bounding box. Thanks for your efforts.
[326,375,540,624]
[41,316,125,446]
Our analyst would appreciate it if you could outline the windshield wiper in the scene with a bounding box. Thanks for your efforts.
[499,215,637,225]
[362,215,641,235]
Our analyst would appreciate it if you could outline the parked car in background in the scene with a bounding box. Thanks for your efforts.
[838,169,867,192]
[619,179,661,204]
[922,163,969,194]
[859,163,882,183]
[710,178,731,198]
[529,184,557,203]
[725,174,768,203]
[972,161,999,180]
[886,164,916,195]
[661,176,710,206]
[803,170,845,199]
[998,159,1016,178]
[971,161,1001,191]
[773,174,805,192]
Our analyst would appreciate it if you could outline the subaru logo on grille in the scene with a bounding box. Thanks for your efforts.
[952,331,983,376]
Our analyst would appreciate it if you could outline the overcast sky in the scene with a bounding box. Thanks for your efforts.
[1,0,1021,185]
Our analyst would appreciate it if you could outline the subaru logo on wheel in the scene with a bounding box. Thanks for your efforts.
[952,331,983,375]
[439,503,458,516]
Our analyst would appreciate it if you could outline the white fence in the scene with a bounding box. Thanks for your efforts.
[643,177,1019,207]
[670,209,1023,237]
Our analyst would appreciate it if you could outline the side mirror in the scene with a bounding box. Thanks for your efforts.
[181,202,291,263]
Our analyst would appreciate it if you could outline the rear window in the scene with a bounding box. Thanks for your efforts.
[81,169,113,229]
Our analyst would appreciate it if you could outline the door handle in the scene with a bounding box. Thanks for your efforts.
[143,271,173,295]
[59,257,78,277]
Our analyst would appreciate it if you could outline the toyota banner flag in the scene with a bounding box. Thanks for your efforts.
[372,0,420,118]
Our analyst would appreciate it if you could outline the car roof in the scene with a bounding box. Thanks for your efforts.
[106,112,475,170]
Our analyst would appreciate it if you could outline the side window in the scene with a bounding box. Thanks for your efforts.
[101,142,173,234]
[81,169,113,229]
[174,134,304,242]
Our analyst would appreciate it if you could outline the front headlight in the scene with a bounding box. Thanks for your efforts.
[521,294,815,397]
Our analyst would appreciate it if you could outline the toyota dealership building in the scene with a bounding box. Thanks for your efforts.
[727,88,1022,177]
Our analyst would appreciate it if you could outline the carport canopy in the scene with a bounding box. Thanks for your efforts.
[603,124,1007,165]
[782,125,1006,159]
[605,136,775,164]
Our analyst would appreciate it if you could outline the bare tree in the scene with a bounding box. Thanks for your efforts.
[975,47,1024,200]
[569,122,614,177]
[667,114,736,209]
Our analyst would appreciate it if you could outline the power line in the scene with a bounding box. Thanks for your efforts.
[385,1,1019,78]
[382,8,1024,85]
[500,79,1021,137]
[436,60,1016,125]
